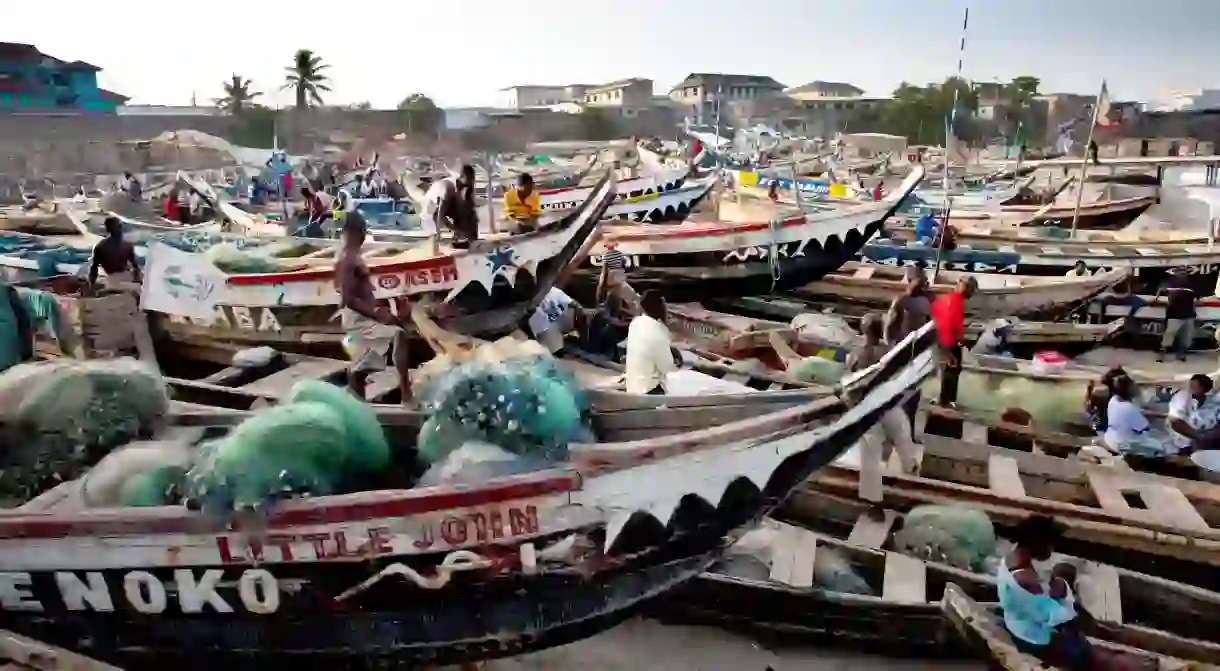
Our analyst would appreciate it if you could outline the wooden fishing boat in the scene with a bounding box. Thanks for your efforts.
[788,424,1220,589]
[539,166,688,210]
[1087,293,1220,346]
[942,583,1220,670]
[585,165,925,296]
[909,192,1156,231]
[656,515,1220,658]
[148,173,617,348]
[0,324,939,668]
[865,228,1220,295]
[712,295,1126,354]
[799,262,1130,318]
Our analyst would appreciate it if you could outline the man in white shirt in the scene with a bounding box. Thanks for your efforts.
[1168,374,1216,452]
[1065,260,1090,278]
[625,290,680,395]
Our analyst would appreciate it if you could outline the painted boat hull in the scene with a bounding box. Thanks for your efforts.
[583,166,925,297]
[0,327,939,667]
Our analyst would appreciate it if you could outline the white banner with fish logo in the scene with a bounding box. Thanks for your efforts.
[140,242,226,322]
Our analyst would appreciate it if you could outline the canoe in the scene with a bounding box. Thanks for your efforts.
[585,165,926,296]
[148,172,617,347]
[712,295,1126,354]
[789,424,1220,588]
[1087,293,1220,346]
[657,515,1220,658]
[912,193,1157,231]
[942,583,1220,670]
[0,324,938,668]
[666,302,1125,368]
[798,262,1131,318]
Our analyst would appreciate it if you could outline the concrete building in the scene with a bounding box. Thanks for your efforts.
[581,78,654,117]
[669,73,786,125]
[1153,89,1220,112]
[0,42,128,112]
[117,105,220,117]
[498,84,591,110]
[785,80,864,102]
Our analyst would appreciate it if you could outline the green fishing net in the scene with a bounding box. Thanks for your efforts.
[284,379,390,473]
[416,355,592,465]
[788,356,846,385]
[923,370,1088,430]
[118,466,188,507]
[0,359,169,501]
[893,505,998,572]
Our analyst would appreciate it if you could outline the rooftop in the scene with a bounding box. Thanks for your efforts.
[585,78,652,95]
[787,80,864,95]
[0,43,100,71]
[670,73,786,92]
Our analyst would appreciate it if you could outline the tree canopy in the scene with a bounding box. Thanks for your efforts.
[214,75,261,115]
[283,49,332,109]
[397,93,444,135]
[880,77,980,146]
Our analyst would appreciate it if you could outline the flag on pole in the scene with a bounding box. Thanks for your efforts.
[1094,81,1117,128]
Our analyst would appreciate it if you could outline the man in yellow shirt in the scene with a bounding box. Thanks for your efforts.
[503,173,542,231]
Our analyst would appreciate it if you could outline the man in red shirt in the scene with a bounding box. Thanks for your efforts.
[931,275,977,406]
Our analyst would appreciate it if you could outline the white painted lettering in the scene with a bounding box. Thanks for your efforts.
[123,571,167,614]
[238,569,279,615]
[175,569,232,613]
[0,573,42,612]
[55,572,114,612]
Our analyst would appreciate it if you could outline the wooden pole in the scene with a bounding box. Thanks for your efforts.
[1070,80,1106,238]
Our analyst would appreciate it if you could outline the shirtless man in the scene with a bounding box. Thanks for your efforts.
[336,212,412,404]
[88,217,142,290]
[430,164,478,251]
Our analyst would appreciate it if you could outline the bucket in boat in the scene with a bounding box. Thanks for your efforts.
[1191,451,1220,484]
[1030,351,1068,375]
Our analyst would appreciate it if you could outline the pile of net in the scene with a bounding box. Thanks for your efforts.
[716,521,872,595]
[0,359,168,501]
[412,336,592,468]
[788,356,847,385]
[893,504,998,572]
[182,379,390,514]
[923,369,1089,430]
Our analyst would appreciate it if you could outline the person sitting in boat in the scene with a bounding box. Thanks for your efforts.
[1167,374,1220,453]
[528,287,582,355]
[625,290,682,395]
[87,216,142,291]
[1103,374,1174,458]
[767,179,779,202]
[998,515,1096,671]
[337,212,413,405]
[932,219,957,251]
[853,314,921,501]
[971,318,1015,357]
[913,213,938,245]
[504,172,543,232]
[1085,366,1127,435]
[1065,260,1091,278]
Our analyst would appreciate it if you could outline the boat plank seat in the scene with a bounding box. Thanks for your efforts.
[961,421,989,445]
[1086,471,1210,531]
[852,266,876,280]
[1077,561,1124,624]
[881,552,927,604]
[988,453,1026,498]
[846,510,898,549]
[239,358,351,397]
[770,523,818,588]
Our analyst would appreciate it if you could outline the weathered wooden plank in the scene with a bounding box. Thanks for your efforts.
[882,552,927,604]
[239,359,350,397]
[846,510,898,549]
[769,523,819,588]
[769,525,796,585]
[1139,483,1210,532]
[988,453,1027,498]
[852,266,877,280]
[1086,470,1132,515]
[1078,561,1123,624]
[201,366,246,385]
[961,421,988,445]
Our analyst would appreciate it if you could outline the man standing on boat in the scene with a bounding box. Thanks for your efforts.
[337,212,413,405]
[931,275,977,407]
[886,267,932,433]
[427,165,479,252]
[853,314,920,501]
[1155,267,1196,362]
[88,216,142,290]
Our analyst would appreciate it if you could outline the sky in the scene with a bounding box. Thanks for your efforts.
[5,0,1219,109]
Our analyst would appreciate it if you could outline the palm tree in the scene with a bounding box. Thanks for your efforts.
[214,75,261,115]
[283,49,331,109]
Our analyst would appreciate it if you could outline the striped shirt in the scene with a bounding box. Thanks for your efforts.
[602,248,626,271]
